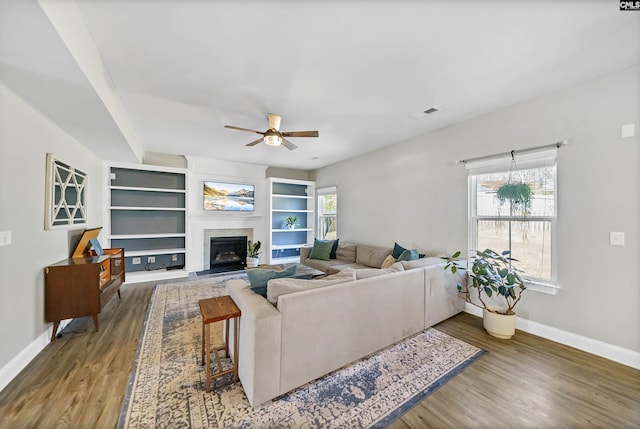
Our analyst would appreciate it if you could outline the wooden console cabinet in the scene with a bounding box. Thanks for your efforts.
[45,248,125,341]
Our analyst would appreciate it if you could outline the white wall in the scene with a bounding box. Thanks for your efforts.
[312,66,640,353]
[0,83,105,376]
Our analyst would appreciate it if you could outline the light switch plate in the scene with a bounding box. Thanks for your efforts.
[610,232,625,246]
[0,231,11,246]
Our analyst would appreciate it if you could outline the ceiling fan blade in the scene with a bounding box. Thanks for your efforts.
[268,113,281,131]
[245,138,263,147]
[224,125,264,135]
[281,138,298,151]
[281,130,319,138]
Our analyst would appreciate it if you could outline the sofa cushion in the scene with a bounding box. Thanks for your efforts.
[400,257,444,270]
[381,255,396,268]
[335,242,357,263]
[397,249,419,261]
[326,263,371,275]
[354,262,405,279]
[355,244,392,268]
[246,264,298,297]
[267,269,356,305]
[309,239,334,261]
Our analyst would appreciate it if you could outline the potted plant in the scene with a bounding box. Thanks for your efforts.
[443,248,530,339]
[496,182,532,214]
[284,216,298,229]
[246,240,261,268]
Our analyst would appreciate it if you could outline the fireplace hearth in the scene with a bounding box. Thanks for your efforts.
[209,236,247,273]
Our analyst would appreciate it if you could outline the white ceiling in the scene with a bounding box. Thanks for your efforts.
[1,1,639,170]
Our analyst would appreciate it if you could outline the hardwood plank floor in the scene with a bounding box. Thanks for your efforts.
[0,280,638,428]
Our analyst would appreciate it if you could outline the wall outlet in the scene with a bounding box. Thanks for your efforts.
[148,256,155,263]
[171,254,178,262]
[610,232,625,246]
[132,257,141,265]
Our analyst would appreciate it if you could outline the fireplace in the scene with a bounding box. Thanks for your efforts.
[209,236,247,273]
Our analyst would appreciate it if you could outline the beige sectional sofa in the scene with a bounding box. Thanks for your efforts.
[225,250,463,407]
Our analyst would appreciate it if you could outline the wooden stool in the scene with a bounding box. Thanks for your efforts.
[198,295,241,392]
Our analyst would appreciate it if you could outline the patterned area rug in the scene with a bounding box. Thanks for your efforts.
[118,273,486,429]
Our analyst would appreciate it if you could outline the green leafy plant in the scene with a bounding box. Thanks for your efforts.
[285,216,298,228]
[247,240,261,258]
[496,182,532,213]
[443,249,530,315]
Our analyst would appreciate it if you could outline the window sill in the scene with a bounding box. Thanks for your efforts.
[526,280,560,295]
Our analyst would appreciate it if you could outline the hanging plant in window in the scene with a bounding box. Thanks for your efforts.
[496,151,532,215]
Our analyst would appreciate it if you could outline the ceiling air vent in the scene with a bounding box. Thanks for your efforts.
[423,106,441,115]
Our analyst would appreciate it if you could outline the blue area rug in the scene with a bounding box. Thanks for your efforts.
[118,273,486,428]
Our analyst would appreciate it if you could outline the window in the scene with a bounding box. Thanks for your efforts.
[317,186,337,240]
[467,148,558,288]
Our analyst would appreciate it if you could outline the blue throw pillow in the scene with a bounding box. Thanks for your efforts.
[330,239,340,259]
[247,264,298,297]
[392,242,408,259]
[309,239,334,261]
[397,249,419,261]
[393,242,425,259]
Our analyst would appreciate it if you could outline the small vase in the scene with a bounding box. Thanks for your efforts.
[287,225,295,230]
[246,257,259,268]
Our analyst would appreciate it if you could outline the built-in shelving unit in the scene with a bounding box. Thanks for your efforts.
[268,178,315,264]
[108,165,188,282]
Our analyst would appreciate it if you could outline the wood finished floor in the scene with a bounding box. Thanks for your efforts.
[0,280,638,429]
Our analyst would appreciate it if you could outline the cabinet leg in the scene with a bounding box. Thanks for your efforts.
[51,321,60,341]
[92,314,99,332]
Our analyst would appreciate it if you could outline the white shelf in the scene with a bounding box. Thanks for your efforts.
[271,256,301,264]
[111,185,186,193]
[272,193,312,199]
[124,248,186,257]
[110,206,186,211]
[124,269,188,284]
[272,228,313,232]
[108,164,188,283]
[268,178,315,264]
[110,233,186,239]
[272,243,311,250]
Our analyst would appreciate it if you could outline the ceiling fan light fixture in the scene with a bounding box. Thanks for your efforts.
[264,134,282,146]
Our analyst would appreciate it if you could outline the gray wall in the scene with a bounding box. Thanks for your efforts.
[0,83,104,370]
[312,66,640,352]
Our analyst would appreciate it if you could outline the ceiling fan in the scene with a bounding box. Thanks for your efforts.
[224,113,319,150]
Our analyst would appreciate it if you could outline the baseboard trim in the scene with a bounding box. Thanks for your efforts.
[0,319,71,393]
[464,303,640,370]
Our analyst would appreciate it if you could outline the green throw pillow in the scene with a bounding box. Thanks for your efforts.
[246,264,298,297]
[309,239,334,261]
[397,249,419,261]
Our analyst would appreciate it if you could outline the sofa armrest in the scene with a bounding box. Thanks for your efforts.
[300,245,312,261]
[423,263,465,328]
[226,279,282,407]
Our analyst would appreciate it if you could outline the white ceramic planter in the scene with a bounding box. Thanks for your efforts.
[482,308,516,339]
[246,257,259,268]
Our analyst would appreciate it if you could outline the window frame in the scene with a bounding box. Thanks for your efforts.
[466,149,560,295]
[316,186,337,240]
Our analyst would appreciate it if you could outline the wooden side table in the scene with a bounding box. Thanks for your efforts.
[198,295,241,392]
